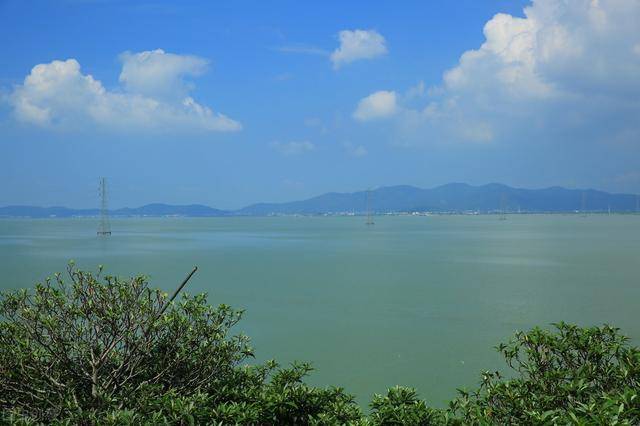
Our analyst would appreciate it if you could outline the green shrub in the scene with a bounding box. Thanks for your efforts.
[448,323,640,424]
[368,386,443,425]
[0,264,360,424]
[1,265,639,424]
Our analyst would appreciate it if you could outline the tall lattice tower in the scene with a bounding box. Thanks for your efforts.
[365,188,375,226]
[499,193,508,220]
[97,177,112,236]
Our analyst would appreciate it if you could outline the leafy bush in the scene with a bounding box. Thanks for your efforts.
[1,265,639,424]
[449,322,640,424]
[367,386,443,425]
[0,264,360,424]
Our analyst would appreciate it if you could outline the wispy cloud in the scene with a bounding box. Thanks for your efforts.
[303,117,329,134]
[270,140,315,156]
[403,81,425,100]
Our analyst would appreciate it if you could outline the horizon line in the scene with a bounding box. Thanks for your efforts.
[1,182,639,212]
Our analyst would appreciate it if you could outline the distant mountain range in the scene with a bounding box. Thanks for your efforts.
[0,204,227,218]
[1,183,638,218]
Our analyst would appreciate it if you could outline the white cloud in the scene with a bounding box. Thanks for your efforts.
[331,29,387,69]
[119,49,208,100]
[270,140,315,156]
[353,90,397,121]
[356,0,640,145]
[443,0,640,104]
[9,51,241,133]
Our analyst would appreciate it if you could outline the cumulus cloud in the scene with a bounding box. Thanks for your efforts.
[440,1,638,101]
[356,0,640,145]
[331,29,387,69]
[9,51,241,133]
[119,49,208,100]
[270,140,315,156]
[353,90,398,121]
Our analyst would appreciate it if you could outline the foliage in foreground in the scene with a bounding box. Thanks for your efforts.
[1,265,639,424]
[448,323,640,424]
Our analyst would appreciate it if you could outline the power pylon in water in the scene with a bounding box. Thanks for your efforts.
[365,188,375,226]
[97,177,112,236]
[499,193,507,220]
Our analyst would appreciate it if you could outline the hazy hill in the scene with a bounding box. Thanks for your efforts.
[1,183,638,217]
[236,183,638,215]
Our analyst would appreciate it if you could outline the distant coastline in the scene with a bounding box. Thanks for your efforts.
[2,183,639,218]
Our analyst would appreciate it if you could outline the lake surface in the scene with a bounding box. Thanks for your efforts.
[1,215,639,406]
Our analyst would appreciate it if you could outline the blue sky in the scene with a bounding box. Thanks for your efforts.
[1,0,639,209]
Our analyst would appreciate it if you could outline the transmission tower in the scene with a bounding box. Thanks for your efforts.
[499,193,507,220]
[365,189,375,226]
[97,177,112,236]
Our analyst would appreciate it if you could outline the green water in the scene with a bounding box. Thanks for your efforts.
[1,215,639,406]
